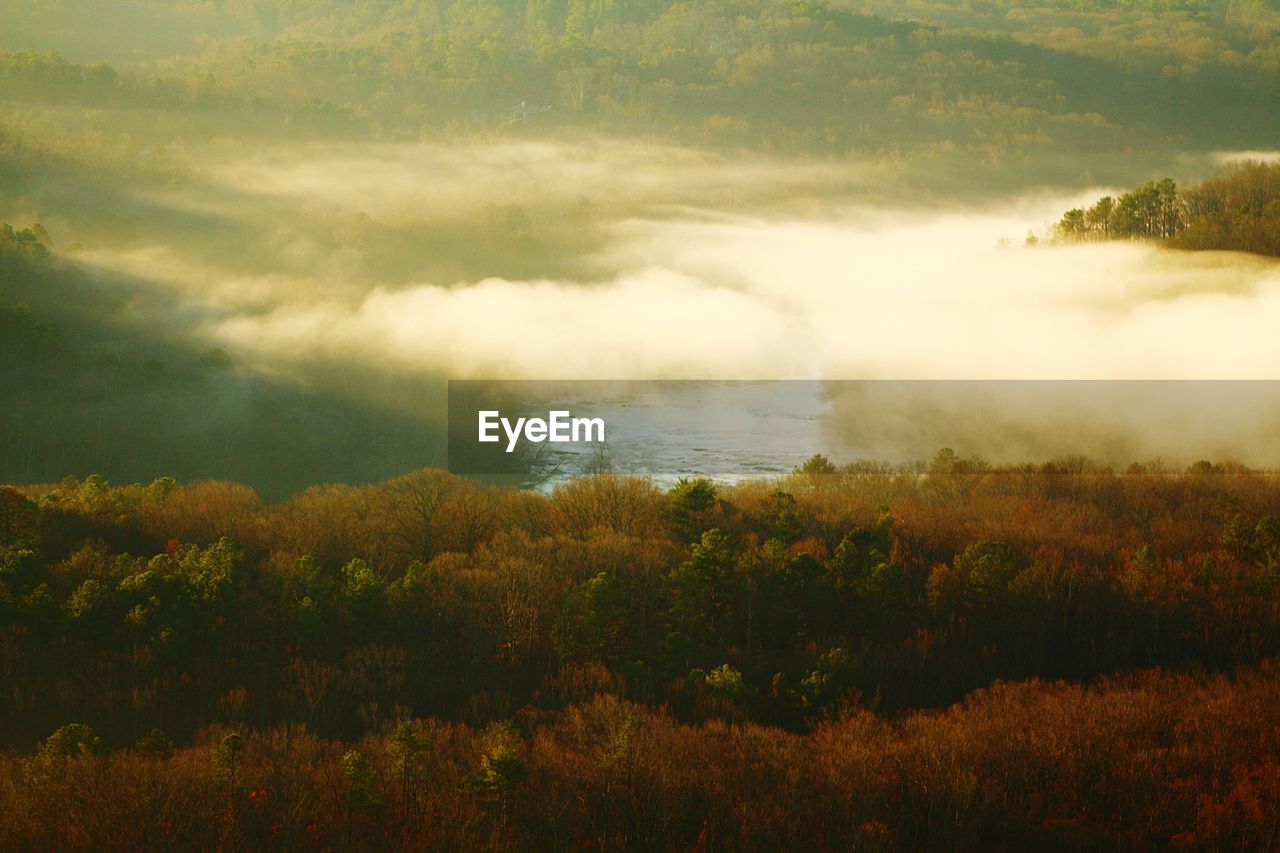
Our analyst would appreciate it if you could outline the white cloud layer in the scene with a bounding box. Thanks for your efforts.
[209,201,1280,381]
[71,142,1280,465]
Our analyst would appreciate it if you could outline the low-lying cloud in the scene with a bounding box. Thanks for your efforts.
[70,141,1280,466]
[208,197,1280,381]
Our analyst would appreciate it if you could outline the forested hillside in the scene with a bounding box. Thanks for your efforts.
[1053,159,1280,254]
[0,229,449,497]
[2,0,1279,180]
[3,459,1280,846]
[5,666,1279,849]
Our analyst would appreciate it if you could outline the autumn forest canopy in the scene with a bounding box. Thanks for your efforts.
[4,461,1280,848]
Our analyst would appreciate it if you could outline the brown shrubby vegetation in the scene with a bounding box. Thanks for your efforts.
[4,456,1280,848]
[2,667,1280,850]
